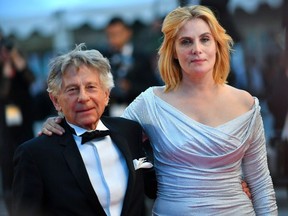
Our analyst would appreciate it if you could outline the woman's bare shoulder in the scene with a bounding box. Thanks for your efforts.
[153,86,166,98]
[225,85,255,109]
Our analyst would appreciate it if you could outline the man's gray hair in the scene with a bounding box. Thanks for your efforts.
[47,43,114,96]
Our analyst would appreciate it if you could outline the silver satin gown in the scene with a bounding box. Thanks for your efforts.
[122,87,278,216]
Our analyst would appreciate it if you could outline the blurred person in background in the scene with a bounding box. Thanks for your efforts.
[99,17,160,116]
[0,33,35,214]
[281,60,288,141]
[245,55,266,100]
[266,53,288,141]
[200,0,248,90]
[282,112,288,141]
[266,53,288,184]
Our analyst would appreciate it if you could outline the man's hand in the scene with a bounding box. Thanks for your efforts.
[38,116,65,136]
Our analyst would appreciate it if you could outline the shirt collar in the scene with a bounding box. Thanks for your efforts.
[67,120,108,136]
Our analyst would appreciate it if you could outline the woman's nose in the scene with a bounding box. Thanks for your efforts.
[192,41,202,54]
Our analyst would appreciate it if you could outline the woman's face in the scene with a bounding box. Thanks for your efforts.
[174,18,217,79]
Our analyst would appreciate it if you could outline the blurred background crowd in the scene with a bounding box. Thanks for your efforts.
[0,0,287,215]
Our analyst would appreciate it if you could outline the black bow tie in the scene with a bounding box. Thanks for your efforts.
[80,130,110,144]
[65,121,110,144]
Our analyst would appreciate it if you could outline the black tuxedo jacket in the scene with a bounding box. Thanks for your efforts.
[12,116,153,216]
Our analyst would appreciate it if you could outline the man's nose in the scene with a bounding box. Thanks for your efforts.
[77,88,90,102]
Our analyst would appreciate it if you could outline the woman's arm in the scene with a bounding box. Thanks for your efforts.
[242,110,278,215]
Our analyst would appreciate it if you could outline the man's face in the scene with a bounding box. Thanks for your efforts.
[50,65,109,130]
[106,22,132,51]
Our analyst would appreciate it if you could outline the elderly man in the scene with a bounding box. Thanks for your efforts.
[11,44,154,216]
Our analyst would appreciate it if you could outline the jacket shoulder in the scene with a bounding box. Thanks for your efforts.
[101,116,141,127]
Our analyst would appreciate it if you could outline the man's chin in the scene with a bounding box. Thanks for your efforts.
[78,120,98,130]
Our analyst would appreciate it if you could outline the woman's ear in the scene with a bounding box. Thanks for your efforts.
[173,51,178,60]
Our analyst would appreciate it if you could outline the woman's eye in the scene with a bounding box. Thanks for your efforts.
[180,39,192,46]
[201,37,210,43]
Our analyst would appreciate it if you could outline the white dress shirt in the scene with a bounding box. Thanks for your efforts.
[68,121,128,216]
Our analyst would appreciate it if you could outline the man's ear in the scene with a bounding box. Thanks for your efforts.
[104,90,110,106]
[49,93,61,112]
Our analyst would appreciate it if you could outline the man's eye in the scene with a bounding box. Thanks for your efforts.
[87,85,96,89]
[67,87,77,92]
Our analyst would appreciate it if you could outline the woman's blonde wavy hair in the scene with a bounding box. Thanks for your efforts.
[158,5,233,92]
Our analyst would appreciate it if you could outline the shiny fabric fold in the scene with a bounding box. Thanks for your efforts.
[122,87,277,216]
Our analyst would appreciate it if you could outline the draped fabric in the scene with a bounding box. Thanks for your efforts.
[122,87,277,216]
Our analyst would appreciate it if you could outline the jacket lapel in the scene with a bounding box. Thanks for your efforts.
[61,118,138,216]
[61,120,107,215]
[101,117,137,215]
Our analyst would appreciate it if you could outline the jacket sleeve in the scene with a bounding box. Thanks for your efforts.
[12,143,44,216]
[142,139,157,199]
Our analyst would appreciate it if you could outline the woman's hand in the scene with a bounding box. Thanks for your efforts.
[241,180,251,199]
[38,116,65,136]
